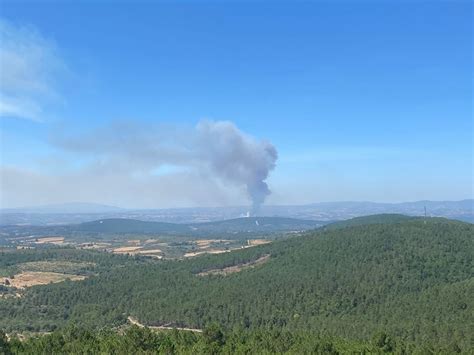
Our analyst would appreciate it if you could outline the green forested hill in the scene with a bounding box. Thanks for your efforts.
[323,213,416,229]
[193,216,323,231]
[1,216,472,351]
[0,325,434,354]
[77,218,188,234]
[77,216,323,235]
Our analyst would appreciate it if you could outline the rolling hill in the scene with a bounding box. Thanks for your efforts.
[2,199,472,226]
[76,218,188,234]
[0,215,472,351]
[77,217,323,234]
[0,216,326,239]
[322,213,417,229]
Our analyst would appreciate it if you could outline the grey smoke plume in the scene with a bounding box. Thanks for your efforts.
[53,120,278,210]
[195,120,278,212]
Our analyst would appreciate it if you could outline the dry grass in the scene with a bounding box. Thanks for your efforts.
[247,239,271,246]
[184,249,230,258]
[5,271,86,289]
[184,251,206,258]
[34,237,65,245]
[112,246,164,257]
[113,246,142,254]
[136,249,163,254]
[195,239,214,248]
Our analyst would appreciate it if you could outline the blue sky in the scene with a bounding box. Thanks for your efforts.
[0,1,472,208]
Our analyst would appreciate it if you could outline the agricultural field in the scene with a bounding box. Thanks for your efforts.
[0,229,277,302]
[1,232,277,259]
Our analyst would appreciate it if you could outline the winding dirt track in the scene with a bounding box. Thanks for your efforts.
[127,316,203,333]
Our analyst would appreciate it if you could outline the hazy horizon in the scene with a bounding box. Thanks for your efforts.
[2,198,473,212]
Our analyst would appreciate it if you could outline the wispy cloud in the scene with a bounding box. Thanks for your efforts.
[0,19,67,121]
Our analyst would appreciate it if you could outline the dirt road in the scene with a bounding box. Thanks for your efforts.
[127,316,202,333]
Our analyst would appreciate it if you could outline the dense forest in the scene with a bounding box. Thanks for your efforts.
[1,216,473,352]
[1,325,465,354]
[0,247,147,279]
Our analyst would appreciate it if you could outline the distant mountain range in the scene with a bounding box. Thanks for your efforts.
[1,202,122,214]
[0,199,472,225]
[275,199,474,223]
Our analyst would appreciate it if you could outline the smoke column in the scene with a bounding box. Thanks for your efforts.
[196,120,278,213]
[54,119,278,211]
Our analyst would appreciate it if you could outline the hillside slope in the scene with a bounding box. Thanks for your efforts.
[0,216,472,350]
[323,213,417,229]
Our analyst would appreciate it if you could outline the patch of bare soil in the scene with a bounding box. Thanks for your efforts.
[4,271,86,289]
[247,239,271,246]
[113,246,142,254]
[207,249,230,254]
[197,254,271,276]
[136,249,163,254]
[34,237,65,245]
[195,239,214,248]
[184,251,206,258]
[112,246,164,258]
[184,249,230,258]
